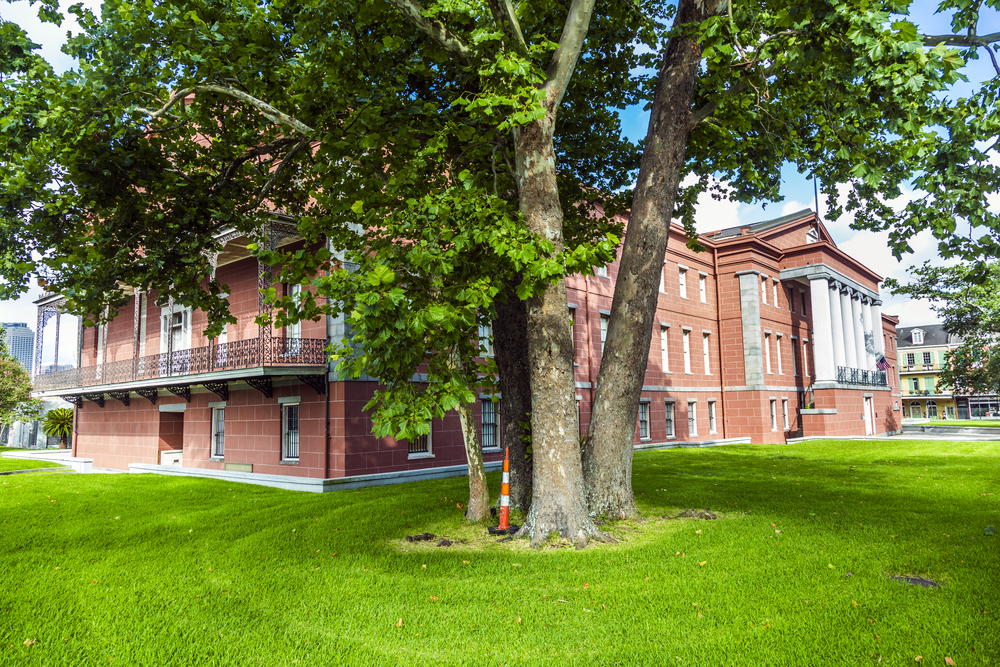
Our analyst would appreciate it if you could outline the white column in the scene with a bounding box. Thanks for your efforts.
[840,287,857,368]
[870,300,884,357]
[861,297,876,367]
[809,276,835,382]
[829,282,846,369]
[852,293,867,369]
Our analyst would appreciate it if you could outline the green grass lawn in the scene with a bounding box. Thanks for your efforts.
[928,420,1000,428]
[0,447,67,473]
[1,439,997,666]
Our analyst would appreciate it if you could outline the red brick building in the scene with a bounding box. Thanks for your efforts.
[32,209,901,483]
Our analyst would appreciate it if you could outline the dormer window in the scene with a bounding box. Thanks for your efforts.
[912,329,924,345]
[806,228,819,244]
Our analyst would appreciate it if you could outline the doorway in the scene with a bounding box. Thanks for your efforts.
[158,411,184,464]
[864,396,874,436]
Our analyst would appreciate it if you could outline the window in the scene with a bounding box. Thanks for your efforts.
[800,290,808,317]
[407,425,433,457]
[782,399,789,430]
[703,333,711,375]
[776,335,783,375]
[597,265,608,278]
[479,323,493,356]
[688,401,697,437]
[679,268,688,299]
[806,228,819,244]
[803,340,810,377]
[282,404,300,461]
[911,377,920,391]
[659,268,666,293]
[665,402,675,438]
[922,352,932,365]
[211,407,225,458]
[791,337,799,376]
[770,399,777,431]
[699,274,707,303]
[906,353,915,365]
[772,281,778,308]
[568,308,575,338]
[708,401,717,434]
[481,400,498,450]
[638,403,650,440]
[764,333,772,374]
[761,276,768,304]
[788,287,795,313]
[600,315,609,357]
[928,402,938,418]
[683,329,692,373]
[912,330,924,344]
[660,326,670,372]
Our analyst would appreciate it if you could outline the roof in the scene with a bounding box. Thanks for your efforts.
[897,323,961,348]
[705,208,816,240]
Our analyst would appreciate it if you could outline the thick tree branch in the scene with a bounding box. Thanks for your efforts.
[253,139,314,207]
[384,0,474,65]
[134,85,315,136]
[214,137,300,193]
[920,31,1000,47]
[689,62,780,129]
[487,0,528,55]
[543,0,597,110]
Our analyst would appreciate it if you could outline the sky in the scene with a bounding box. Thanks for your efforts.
[0,0,993,369]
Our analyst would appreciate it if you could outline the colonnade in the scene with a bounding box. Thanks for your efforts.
[807,275,884,384]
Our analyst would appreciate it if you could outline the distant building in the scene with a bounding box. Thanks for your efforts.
[39,363,75,374]
[1,323,34,374]
[897,324,999,419]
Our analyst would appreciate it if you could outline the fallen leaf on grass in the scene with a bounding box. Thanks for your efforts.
[698,561,707,566]
[945,658,955,666]
[396,619,403,628]
[516,617,521,623]
[914,657,923,664]
[23,639,36,647]
[429,596,439,602]
[462,560,470,565]
[852,600,858,608]
[697,613,703,618]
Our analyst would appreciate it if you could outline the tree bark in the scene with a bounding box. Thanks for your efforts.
[514,113,604,548]
[492,283,532,509]
[583,0,719,519]
[458,401,491,521]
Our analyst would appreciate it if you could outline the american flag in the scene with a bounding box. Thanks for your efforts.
[875,355,891,371]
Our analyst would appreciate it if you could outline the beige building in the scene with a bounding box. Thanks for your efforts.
[896,324,960,419]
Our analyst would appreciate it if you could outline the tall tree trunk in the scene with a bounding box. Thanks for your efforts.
[583,0,720,519]
[514,113,604,548]
[493,283,532,509]
[458,401,491,521]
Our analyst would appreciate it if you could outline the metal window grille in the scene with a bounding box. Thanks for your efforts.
[212,407,225,458]
[282,404,300,460]
[638,403,649,439]
[481,400,498,449]
[408,432,430,455]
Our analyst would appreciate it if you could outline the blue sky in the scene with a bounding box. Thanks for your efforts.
[0,0,993,366]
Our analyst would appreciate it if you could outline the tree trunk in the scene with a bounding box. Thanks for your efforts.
[583,0,718,519]
[513,112,604,548]
[458,401,491,521]
[493,284,532,509]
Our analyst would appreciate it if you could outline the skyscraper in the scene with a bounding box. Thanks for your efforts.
[1,323,34,375]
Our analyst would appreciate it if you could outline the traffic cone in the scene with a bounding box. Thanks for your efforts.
[488,447,519,535]
[498,447,511,531]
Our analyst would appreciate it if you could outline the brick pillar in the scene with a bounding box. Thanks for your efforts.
[736,270,764,387]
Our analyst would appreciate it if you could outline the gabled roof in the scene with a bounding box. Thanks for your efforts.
[704,208,837,247]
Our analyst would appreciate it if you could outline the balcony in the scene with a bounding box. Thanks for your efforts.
[33,337,328,393]
[836,366,888,387]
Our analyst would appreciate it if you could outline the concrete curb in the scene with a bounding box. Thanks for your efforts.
[634,437,752,451]
[1,449,93,473]
[128,460,505,493]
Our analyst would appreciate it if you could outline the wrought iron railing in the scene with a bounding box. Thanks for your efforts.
[836,366,888,387]
[33,337,328,392]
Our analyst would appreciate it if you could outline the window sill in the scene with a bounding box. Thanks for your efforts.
[639,438,651,442]
[408,453,435,460]
[280,460,299,466]
[665,435,676,440]
[209,457,224,462]
[481,447,502,454]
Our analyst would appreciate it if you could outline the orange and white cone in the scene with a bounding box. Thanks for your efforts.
[498,447,511,531]
[489,447,519,535]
